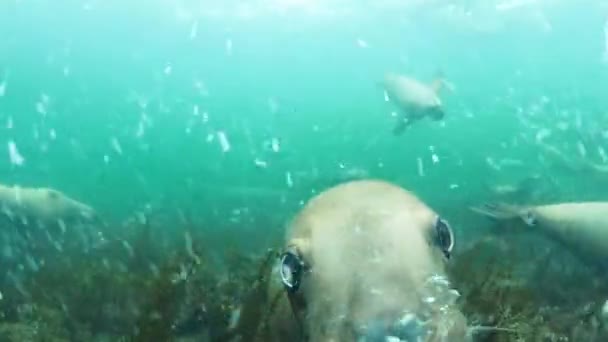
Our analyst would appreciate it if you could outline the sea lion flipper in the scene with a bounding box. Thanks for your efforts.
[470,203,523,220]
[392,119,410,136]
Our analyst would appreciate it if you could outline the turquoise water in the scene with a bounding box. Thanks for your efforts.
[1,1,607,251]
[1,0,608,339]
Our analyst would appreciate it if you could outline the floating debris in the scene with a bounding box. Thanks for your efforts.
[286,171,294,188]
[217,131,230,152]
[8,140,25,166]
[189,20,198,40]
[356,38,369,48]
[417,157,425,177]
[268,97,279,113]
[226,38,233,56]
[254,158,268,168]
[535,128,551,142]
[271,138,280,152]
[111,137,123,155]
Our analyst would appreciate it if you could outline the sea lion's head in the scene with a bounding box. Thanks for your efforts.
[276,180,466,341]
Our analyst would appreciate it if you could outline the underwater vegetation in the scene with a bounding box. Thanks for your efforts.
[1,216,608,341]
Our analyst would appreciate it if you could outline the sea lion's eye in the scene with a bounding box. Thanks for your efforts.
[279,250,306,293]
[433,216,454,259]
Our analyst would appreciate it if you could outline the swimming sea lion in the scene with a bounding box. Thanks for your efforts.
[0,184,98,229]
[233,179,469,341]
[382,72,447,135]
[471,202,608,265]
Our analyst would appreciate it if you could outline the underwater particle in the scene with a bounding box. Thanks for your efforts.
[35,101,47,116]
[6,117,12,129]
[103,154,110,164]
[576,141,587,158]
[226,38,233,56]
[111,137,123,155]
[49,128,56,140]
[164,63,172,75]
[228,306,241,330]
[7,140,24,166]
[268,97,279,113]
[485,157,501,171]
[417,157,424,177]
[184,231,201,265]
[356,38,369,48]
[194,79,209,97]
[217,131,230,152]
[121,239,134,258]
[63,65,70,77]
[193,104,199,116]
[189,20,198,40]
[202,111,209,123]
[254,158,268,168]
[136,120,145,138]
[384,91,389,102]
[449,184,459,189]
[58,219,66,234]
[556,121,568,131]
[0,80,5,96]
[598,146,607,163]
[271,138,280,152]
[431,154,439,164]
[286,171,294,188]
[601,299,608,319]
[0,290,3,300]
[206,133,214,143]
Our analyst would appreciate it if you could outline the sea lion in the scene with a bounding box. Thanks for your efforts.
[232,179,469,341]
[0,184,97,229]
[471,202,608,265]
[381,72,447,135]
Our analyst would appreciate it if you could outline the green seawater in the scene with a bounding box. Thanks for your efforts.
[0,1,607,243]
[1,0,608,339]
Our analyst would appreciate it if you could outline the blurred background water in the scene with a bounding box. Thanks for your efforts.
[1,0,608,339]
[2,0,607,228]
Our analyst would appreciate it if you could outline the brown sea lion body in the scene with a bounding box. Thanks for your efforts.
[472,202,608,264]
[233,179,467,341]
[0,184,97,228]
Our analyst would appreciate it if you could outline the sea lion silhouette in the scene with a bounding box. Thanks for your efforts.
[381,72,448,135]
[471,202,608,267]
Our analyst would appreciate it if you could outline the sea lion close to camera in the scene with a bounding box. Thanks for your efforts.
[230,179,470,341]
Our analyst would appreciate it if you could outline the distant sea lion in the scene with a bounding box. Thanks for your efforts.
[382,72,448,135]
[231,179,470,341]
[0,184,97,229]
[471,202,608,265]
